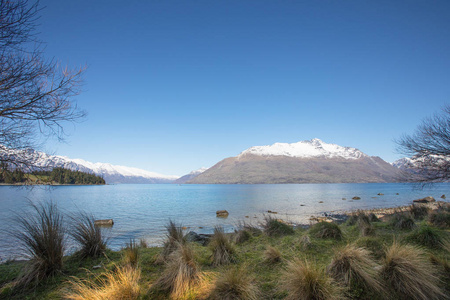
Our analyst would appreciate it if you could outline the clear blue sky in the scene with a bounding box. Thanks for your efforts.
[38,0,450,176]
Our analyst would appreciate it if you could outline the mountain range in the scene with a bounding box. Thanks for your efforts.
[2,139,410,184]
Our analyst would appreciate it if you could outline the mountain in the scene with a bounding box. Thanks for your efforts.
[392,157,413,170]
[188,139,404,184]
[4,148,179,184]
[173,167,208,184]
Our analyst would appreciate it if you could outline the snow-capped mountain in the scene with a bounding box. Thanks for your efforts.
[392,157,413,169]
[189,139,404,184]
[173,167,209,184]
[3,148,179,184]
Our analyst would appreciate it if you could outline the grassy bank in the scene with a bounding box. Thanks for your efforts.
[1,203,449,299]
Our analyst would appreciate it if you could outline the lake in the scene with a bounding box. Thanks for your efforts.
[1,183,449,260]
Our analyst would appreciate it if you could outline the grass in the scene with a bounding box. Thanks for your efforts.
[65,265,141,300]
[281,258,344,300]
[70,212,107,259]
[409,204,430,220]
[264,245,281,264]
[211,265,259,300]
[123,239,139,268]
[404,225,447,249]
[309,222,342,240]
[158,220,187,262]
[388,211,416,230]
[209,226,236,266]
[262,215,294,237]
[13,201,66,287]
[380,242,445,300]
[428,211,450,228]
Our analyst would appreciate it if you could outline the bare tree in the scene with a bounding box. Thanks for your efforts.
[396,105,450,183]
[0,0,85,171]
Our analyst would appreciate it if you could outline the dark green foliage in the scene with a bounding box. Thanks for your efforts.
[409,205,430,220]
[405,225,446,249]
[428,211,450,228]
[70,212,107,259]
[42,167,105,184]
[356,237,385,259]
[262,215,294,237]
[389,212,416,230]
[0,163,26,183]
[309,222,342,240]
[14,202,66,287]
[346,211,371,226]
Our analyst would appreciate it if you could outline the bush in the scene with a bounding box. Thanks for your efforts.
[262,215,294,236]
[281,258,344,300]
[428,211,450,228]
[327,245,384,296]
[388,212,416,230]
[14,201,66,287]
[309,222,342,240]
[66,265,141,300]
[380,242,445,300]
[209,226,235,266]
[409,204,430,220]
[123,239,139,268]
[153,242,200,299]
[405,225,446,249]
[264,246,281,264]
[211,265,259,300]
[70,212,107,259]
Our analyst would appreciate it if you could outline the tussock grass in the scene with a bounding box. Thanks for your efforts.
[158,220,187,262]
[299,234,313,251]
[262,215,294,236]
[309,222,342,240]
[355,237,385,259]
[409,204,430,220]
[14,201,66,287]
[211,265,259,300]
[66,265,141,300]
[327,245,385,296]
[346,210,370,226]
[209,226,235,266]
[152,242,200,299]
[388,211,416,230]
[264,245,281,264]
[405,225,446,249]
[138,239,148,248]
[233,229,251,244]
[380,242,445,300]
[281,258,344,300]
[123,239,139,268]
[368,213,380,222]
[359,223,375,237]
[70,212,107,259]
[428,211,450,228]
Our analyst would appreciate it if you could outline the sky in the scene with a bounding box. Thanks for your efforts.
[37,0,450,176]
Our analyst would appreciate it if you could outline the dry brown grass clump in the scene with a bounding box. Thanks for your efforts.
[327,245,385,295]
[281,258,344,300]
[66,265,141,300]
[70,212,107,259]
[209,226,236,266]
[380,242,445,300]
[309,221,342,240]
[299,234,313,251]
[14,202,66,287]
[123,239,139,268]
[160,220,187,260]
[153,242,200,299]
[264,245,281,264]
[233,229,251,244]
[210,265,259,300]
[262,215,294,236]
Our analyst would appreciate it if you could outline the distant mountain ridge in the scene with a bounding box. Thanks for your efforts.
[188,139,405,184]
[174,167,208,184]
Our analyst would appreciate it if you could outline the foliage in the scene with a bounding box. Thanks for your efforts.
[33,168,105,185]
[209,226,236,266]
[262,215,294,237]
[428,211,450,228]
[388,211,416,230]
[309,222,343,240]
[70,212,107,259]
[211,265,259,300]
[409,204,430,220]
[405,225,447,249]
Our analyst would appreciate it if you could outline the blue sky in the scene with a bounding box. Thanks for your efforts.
[38,0,450,176]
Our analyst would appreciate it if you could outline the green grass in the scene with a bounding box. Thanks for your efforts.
[1,212,449,299]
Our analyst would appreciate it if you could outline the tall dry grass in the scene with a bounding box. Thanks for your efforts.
[262,215,294,236]
[281,258,344,300]
[264,245,281,264]
[70,212,107,259]
[66,265,141,300]
[14,201,66,286]
[123,239,139,268]
[159,220,187,262]
[380,242,445,300]
[209,226,236,266]
[210,265,259,300]
[309,221,342,240]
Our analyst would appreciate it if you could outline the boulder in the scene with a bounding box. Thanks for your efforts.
[186,231,211,246]
[216,210,229,218]
[94,219,114,227]
[377,193,384,196]
[413,196,436,203]
[441,194,446,199]
[352,196,361,200]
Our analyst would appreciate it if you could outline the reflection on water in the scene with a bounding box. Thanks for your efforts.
[0,183,449,260]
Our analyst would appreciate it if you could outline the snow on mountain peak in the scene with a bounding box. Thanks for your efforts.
[189,167,208,175]
[238,139,366,159]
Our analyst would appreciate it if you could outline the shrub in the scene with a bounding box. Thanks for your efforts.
[264,246,281,264]
[209,226,235,266]
[309,222,342,240]
[409,204,430,220]
[380,242,445,300]
[388,212,416,230]
[211,265,259,300]
[153,242,200,299]
[66,265,141,300]
[428,211,450,228]
[262,215,294,236]
[405,225,446,249]
[70,212,107,259]
[14,201,66,287]
[281,258,344,300]
[159,220,187,262]
[327,245,384,296]
[123,239,139,268]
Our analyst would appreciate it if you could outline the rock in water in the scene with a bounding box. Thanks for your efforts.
[216,210,229,218]
[352,196,361,200]
[94,219,114,226]
[413,196,436,203]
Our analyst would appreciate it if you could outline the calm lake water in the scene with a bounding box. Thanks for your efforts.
[1,183,449,260]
